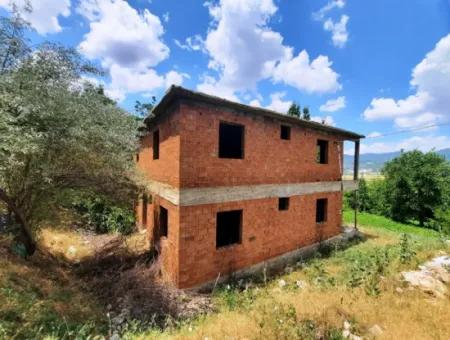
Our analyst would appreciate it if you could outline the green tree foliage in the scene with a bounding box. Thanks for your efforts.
[72,195,135,235]
[287,102,301,118]
[0,41,140,254]
[347,178,372,211]
[382,150,450,226]
[302,106,310,120]
[134,97,156,117]
[0,2,31,73]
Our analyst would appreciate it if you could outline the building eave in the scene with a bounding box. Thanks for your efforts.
[145,85,365,141]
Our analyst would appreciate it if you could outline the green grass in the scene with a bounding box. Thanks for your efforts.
[1,211,448,339]
[343,210,441,238]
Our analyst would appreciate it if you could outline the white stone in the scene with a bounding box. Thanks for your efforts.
[401,255,450,298]
[278,279,287,288]
[350,335,362,340]
[343,320,351,330]
[395,287,403,294]
[369,324,383,337]
[342,329,351,338]
[296,280,307,289]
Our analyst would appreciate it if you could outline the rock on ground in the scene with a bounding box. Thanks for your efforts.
[401,255,450,298]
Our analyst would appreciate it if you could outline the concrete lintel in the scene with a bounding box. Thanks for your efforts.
[145,179,359,207]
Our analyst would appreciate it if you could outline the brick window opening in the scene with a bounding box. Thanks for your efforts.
[219,122,244,159]
[142,194,148,226]
[216,210,242,248]
[316,139,328,164]
[153,130,160,160]
[280,125,291,140]
[278,197,289,210]
[316,198,328,223]
[136,153,140,162]
[160,205,168,237]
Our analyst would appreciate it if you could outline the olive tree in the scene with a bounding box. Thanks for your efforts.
[0,44,140,255]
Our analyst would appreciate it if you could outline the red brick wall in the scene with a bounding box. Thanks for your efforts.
[136,100,349,288]
[136,105,181,187]
[178,102,344,188]
[177,191,342,288]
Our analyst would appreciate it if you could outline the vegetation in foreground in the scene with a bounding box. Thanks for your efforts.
[1,211,449,339]
[346,150,450,234]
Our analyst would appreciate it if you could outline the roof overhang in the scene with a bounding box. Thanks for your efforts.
[145,86,365,141]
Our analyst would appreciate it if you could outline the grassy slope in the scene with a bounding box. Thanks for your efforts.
[136,212,449,339]
[343,210,440,238]
[1,213,448,339]
[0,235,107,339]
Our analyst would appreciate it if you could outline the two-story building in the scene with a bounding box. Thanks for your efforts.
[136,86,363,289]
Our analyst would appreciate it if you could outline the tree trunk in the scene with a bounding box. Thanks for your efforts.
[0,187,36,255]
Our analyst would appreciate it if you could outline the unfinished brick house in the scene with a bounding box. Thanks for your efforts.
[135,86,363,289]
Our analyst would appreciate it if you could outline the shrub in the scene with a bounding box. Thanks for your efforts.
[345,248,392,296]
[426,208,450,235]
[72,196,135,235]
[399,233,416,264]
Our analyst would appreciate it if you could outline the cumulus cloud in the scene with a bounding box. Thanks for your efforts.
[359,135,450,154]
[77,0,185,101]
[249,99,262,107]
[197,0,341,97]
[266,92,292,113]
[323,15,349,48]
[311,115,336,126]
[362,34,450,129]
[320,96,346,112]
[313,0,349,48]
[0,0,71,34]
[272,50,341,93]
[78,0,168,69]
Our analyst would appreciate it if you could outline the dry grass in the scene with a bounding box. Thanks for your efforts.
[1,210,449,339]
[132,226,450,340]
[0,234,107,338]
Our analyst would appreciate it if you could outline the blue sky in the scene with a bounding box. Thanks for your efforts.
[1,0,450,154]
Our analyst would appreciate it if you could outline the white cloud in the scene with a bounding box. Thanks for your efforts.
[174,34,205,51]
[197,0,341,97]
[77,0,185,101]
[320,96,346,112]
[323,15,349,48]
[266,92,292,113]
[363,34,450,129]
[165,70,188,88]
[162,12,169,23]
[0,0,71,34]
[367,131,382,138]
[360,135,450,154]
[313,1,348,48]
[272,50,341,93]
[312,115,336,126]
[197,74,239,101]
[313,0,345,21]
[78,0,168,70]
[249,99,262,107]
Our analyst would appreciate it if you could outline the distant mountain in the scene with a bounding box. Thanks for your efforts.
[344,148,450,174]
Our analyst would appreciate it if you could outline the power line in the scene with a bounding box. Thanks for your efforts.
[365,121,450,139]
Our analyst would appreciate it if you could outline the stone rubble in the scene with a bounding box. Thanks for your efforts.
[401,255,450,298]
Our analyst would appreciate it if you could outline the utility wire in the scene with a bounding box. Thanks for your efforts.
[365,120,450,139]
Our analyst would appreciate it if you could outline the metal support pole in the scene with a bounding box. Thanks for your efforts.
[353,140,360,230]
